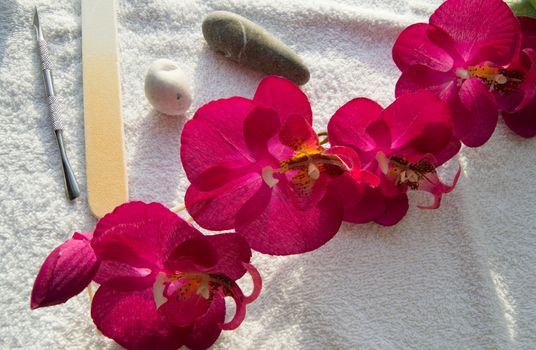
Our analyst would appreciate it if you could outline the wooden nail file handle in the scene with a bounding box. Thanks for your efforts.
[82,0,128,218]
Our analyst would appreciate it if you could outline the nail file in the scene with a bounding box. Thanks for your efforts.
[82,0,128,218]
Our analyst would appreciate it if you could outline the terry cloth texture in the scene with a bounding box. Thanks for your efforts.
[1,0,535,349]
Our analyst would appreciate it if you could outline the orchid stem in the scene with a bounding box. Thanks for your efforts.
[317,131,329,145]
[87,283,94,304]
[170,203,186,213]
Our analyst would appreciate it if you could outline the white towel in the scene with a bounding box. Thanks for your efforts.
[1,0,535,349]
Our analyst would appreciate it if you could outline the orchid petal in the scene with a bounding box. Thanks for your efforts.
[192,163,255,192]
[323,145,361,170]
[91,279,189,350]
[218,281,247,331]
[342,186,386,224]
[242,262,262,304]
[244,106,281,160]
[325,146,380,188]
[453,78,499,147]
[374,193,410,226]
[253,76,313,124]
[161,277,212,327]
[433,137,462,166]
[236,184,343,255]
[327,172,365,209]
[93,260,152,285]
[417,163,461,209]
[92,202,201,272]
[181,97,255,184]
[328,98,384,161]
[165,236,219,273]
[185,173,263,231]
[364,120,391,150]
[430,0,521,65]
[395,64,457,101]
[496,48,536,113]
[393,23,454,72]
[381,91,454,154]
[503,95,536,138]
[31,232,99,309]
[184,295,225,350]
[285,166,329,211]
[520,16,536,50]
[279,114,318,150]
[204,234,252,280]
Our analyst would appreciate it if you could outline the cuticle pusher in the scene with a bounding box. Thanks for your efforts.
[33,7,80,200]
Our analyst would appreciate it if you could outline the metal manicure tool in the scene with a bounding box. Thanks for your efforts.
[33,8,80,200]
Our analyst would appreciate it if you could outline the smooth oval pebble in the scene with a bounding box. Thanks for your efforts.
[144,59,192,116]
[202,11,310,85]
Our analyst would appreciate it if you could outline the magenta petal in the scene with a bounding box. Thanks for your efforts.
[184,295,225,350]
[285,170,330,211]
[93,260,152,285]
[185,173,263,231]
[453,78,499,147]
[325,146,380,188]
[395,64,457,100]
[434,137,462,166]
[393,23,454,72]
[242,262,262,304]
[429,0,520,65]
[382,91,453,153]
[495,49,536,113]
[92,202,201,272]
[92,281,189,350]
[193,164,254,192]
[165,236,219,273]
[253,76,313,124]
[328,98,384,159]
[417,164,461,209]
[181,97,255,184]
[374,193,410,226]
[205,234,252,280]
[244,106,281,159]
[328,172,364,209]
[31,233,99,309]
[342,186,386,224]
[503,96,536,138]
[161,282,211,327]
[279,114,318,149]
[520,16,536,50]
[236,184,343,255]
[94,202,178,239]
[364,120,391,150]
[218,283,246,331]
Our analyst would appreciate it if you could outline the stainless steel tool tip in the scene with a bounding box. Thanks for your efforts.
[33,7,43,39]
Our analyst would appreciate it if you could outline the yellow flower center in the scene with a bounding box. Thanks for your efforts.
[456,65,524,95]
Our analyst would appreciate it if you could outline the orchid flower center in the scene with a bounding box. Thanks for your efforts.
[262,146,348,188]
[152,262,261,331]
[376,151,436,190]
[153,271,241,309]
[456,65,524,95]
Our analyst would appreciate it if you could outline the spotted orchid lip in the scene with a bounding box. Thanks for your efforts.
[463,65,525,95]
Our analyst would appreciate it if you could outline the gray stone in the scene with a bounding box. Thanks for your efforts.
[202,11,310,85]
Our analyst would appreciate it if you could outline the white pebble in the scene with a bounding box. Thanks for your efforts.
[144,59,192,115]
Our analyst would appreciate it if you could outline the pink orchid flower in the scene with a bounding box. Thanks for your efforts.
[392,0,536,147]
[31,202,261,350]
[181,76,378,255]
[503,16,536,138]
[328,91,461,226]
